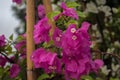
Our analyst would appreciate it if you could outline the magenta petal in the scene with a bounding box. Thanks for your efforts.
[61,2,67,9]
[52,27,63,47]
[0,55,7,67]
[0,35,6,47]
[80,21,91,32]
[34,17,51,44]
[94,59,104,69]
[10,64,20,78]
[38,5,45,18]
[12,0,22,4]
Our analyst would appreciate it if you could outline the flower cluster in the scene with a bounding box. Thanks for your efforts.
[31,48,61,73]
[54,2,78,20]
[34,17,51,44]
[61,22,103,80]
[31,2,104,80]
[0,34,24,78]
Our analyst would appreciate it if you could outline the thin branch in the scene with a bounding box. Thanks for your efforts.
[0,52,14,63]
[92,49,120,60]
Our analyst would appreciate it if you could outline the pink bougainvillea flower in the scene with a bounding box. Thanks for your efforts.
[61,24,84,56]
[31,48,61,73]
[15,40,26,53]
[38,5,45,18]
[63,55,97,80]
[10,64,20,78]
[61,2,78,20]
[0,55,7,67]
[54,13,63,21]
[61,22,91,57]
[60,22,103,79]
[31,48,47,68]
[34,17,51,44]
[12,0,22,4]
[78,21,91,40]
[0,35,6,47]
[94,59,104,70]
[52,27,63,47]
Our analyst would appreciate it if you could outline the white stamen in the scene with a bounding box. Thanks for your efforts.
[71,28,76,33]
[56,37,60,42]
[49,66,56,70]
[72,35,77,40]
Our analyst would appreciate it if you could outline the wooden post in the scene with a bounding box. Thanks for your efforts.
[43,0,56,36]
[26,0,35,80]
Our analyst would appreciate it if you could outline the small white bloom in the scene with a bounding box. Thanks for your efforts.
[96,0,106,5]
[111,63,120,72]
[114,41,120,47]
[101,65,111,75]
[92,24,98,30]
[86,1,98,13]
[112,8,118,13]
[98,6,112,17]
[107,48,115,53]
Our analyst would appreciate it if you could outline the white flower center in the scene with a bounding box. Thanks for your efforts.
[56,37,60,42]
[49,66,56,70]
[71,28,76,33]
[72,35,77,40]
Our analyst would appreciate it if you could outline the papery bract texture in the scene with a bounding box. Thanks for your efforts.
[61,2,78,20]
[15,40,26,53]
[10,64,20,78]
[0,35,6,47]
[31,48,61,73]
[52,27,63,48]
[12,0,22,4]
[61,22,103,80]
[0,55,7,67]
[38,5,45,18]
[34,17,51,44]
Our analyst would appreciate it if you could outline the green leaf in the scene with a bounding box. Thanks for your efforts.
[110,77,119,80]
[47,11,60,19]
[66,2,80,8]
[77,11,86,18]
[37,73,49,80]
[5,45,12,52]
[81,75,93,80]
[65,19,78,27]
[43,40,54,48]
[9,34,13,41]
[16,35,24,41]
[0,68,3,75]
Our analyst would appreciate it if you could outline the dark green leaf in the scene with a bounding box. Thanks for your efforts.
[9,34,13,41]
[37,73,49,80]
[81,75,93,80]
[47,11,60,19]
[16,35,24,41]
[77,11,86,18]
